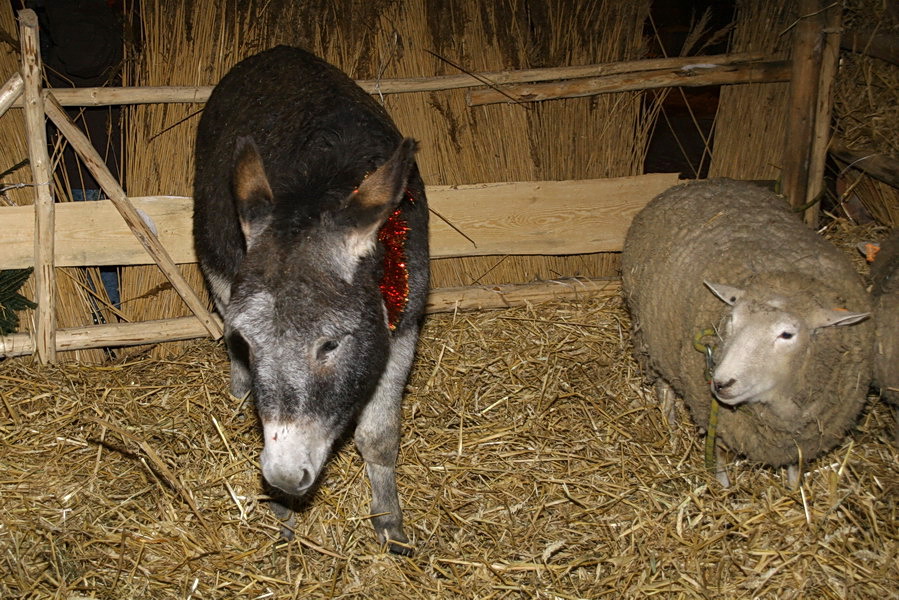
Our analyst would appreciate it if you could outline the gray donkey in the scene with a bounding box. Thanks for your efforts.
[193,46,429,555]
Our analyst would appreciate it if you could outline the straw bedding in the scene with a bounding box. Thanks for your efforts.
[2,265,897,598]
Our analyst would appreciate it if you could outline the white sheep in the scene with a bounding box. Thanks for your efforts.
[622,179,873,487]
[870,229,899,445]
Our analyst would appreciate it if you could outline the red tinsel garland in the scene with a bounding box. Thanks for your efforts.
[377,192,413,330]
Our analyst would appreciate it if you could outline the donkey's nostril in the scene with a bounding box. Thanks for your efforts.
[296,468,315,493]
[266,466,317,497]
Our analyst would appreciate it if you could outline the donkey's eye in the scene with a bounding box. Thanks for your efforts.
[316,338,341,360]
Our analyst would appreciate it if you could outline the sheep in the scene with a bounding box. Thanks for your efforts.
[621,178,873,487]
[870,229,899,445]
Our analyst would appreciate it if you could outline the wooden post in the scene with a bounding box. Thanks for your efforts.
[43,96,224,340]
[19,9,56,363]
[782,0,840,227]
[806,2,842,227]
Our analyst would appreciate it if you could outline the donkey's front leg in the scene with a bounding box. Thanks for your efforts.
[354,326,418,556]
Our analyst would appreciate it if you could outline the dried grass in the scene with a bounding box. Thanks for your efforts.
[832,0,899,227]
[2,228,896,598]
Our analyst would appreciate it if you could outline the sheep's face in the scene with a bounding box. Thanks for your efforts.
[704,282,869,407]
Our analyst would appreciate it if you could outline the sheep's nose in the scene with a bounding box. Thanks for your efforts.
[712,378,736,396]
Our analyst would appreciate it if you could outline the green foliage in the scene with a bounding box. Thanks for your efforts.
[0,268,36,335]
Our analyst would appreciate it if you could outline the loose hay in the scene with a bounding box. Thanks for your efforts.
[1,290,897,599]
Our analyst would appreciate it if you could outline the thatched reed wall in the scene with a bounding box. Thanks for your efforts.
[709,0,795,180]
[117,0,652,357]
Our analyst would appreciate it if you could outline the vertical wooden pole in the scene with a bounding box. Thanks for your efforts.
[19,9,56,363]
[806,3,842,227]
[782,0,840,227]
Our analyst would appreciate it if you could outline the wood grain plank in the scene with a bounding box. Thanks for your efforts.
[0,173,680,269]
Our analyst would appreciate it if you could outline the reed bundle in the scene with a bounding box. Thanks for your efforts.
[709,0,796,180]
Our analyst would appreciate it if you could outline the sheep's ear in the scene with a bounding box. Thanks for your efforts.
[340,138,418,260]
[705,281,744,306]
[232,136,274,249]
[808,307,870,330]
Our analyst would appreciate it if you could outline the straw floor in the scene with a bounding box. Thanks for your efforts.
[2,230,897,598]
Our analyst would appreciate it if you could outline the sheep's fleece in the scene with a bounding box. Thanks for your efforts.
[870,229,899,437]
[622,179,873,467]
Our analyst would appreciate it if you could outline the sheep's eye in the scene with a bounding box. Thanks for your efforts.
[778,331,795,340]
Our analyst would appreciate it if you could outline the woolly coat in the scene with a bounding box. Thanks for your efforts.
[622,179,873,467]
[871,230,899,409]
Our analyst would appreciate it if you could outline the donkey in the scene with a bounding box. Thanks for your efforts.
[193,45,429,554]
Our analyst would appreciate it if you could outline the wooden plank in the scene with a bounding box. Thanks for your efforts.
[0,173,680,269]
[19,9,56,363]
[427,173,679,257]
[0,196,195,268]
[0,278,622,357]
[841,29,899,66]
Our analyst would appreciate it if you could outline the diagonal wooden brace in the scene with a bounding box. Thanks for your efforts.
[0,72,23,119]
[43,95,223,340]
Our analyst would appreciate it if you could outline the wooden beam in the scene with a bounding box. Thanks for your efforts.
[469,60,791,106]
[782,0,825,221]
[43,95,224,340]
[0,278,622,357]
[0,72,23,118]
[425,277,620,313]
[19,9,56,363]
[0,173,680,269]
[8,53,775,107]
[0,316,208,356]
[830,137,899,190]
[805,2,842,226]
[840,29,899,66]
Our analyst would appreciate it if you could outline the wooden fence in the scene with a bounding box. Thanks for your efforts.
[0,3,840,362]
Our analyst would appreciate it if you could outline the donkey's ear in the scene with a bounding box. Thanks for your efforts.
[341,138,418,259]
[232,136,274,248]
